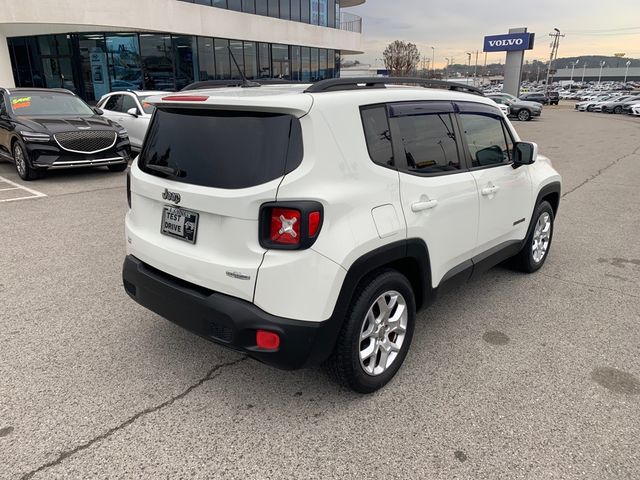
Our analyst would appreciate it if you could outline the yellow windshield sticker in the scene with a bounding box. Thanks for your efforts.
[11,97,32,109]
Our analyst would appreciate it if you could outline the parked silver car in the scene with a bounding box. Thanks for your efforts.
[97,91,170,152]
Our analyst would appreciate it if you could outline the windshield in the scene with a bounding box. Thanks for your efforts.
[137,95,157,115]
[9,92,94,116]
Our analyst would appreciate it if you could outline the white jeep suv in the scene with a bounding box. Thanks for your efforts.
[122,78,561,393]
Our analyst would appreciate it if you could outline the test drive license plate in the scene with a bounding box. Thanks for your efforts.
[161,206,199,244]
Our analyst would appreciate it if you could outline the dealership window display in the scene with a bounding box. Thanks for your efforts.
[7,33,338,101]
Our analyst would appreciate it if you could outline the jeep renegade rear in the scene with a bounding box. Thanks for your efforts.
[123,78,561,393]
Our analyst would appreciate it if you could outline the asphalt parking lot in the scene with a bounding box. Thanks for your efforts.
[1,105,640,480]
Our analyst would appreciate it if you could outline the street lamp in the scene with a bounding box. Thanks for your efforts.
[598,61,605,85]
[431,46,435,75]
[445,57,450,79]
[570,59,579,82]
[466,52,472,79]
[624,60,632,84]
[581,62,587,83]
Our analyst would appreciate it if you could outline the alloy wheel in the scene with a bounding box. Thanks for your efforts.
[359,290,408,376]
[532,212,552,263]
[14,144,26,177]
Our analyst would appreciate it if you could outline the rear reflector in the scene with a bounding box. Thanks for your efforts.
[161,95,209,102]
[256,330,280,350]
[308,211,321,237]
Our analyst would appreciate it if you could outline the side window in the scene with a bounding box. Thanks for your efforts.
[361,106,394,167]
[103,95,123,112]
[393,113,460,174]
[121,95,138,114]
[459,114,511,167]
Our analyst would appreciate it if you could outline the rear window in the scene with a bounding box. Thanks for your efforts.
[138,108,303,189]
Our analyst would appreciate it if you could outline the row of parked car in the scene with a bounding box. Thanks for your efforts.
[575,92,640,115]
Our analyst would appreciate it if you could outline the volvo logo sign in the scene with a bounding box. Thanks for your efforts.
[488,38,524,47]
[162,188,181,204]
[483,33,535,52]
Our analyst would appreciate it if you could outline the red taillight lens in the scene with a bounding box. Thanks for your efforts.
[256,330,280,350]
[270,208,301,245]
[308,211,321,237]
[259,202,323,250]
[161,95,209,102]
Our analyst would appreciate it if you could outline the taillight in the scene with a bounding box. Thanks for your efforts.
[270,208,301,245]
[259,201,323,250]
[126,170,131,208]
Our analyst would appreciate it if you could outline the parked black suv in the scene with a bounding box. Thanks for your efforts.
[0,88,131,180]
[520,92,559,106]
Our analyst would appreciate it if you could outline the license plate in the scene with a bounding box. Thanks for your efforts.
[161,206,199,244]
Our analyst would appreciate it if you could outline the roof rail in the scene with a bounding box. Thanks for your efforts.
[181,79,296,91]
[304,77,484,96]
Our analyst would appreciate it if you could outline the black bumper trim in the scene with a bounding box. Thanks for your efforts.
[122,255,340,370]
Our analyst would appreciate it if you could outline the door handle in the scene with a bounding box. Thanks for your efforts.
[411,199,438,212]
[481,186,500,196]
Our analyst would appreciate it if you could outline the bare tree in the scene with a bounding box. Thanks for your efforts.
[383,40,421,76]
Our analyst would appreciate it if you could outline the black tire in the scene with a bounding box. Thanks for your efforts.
[12,141,42,181]
[107,163,128,172]
[512,201,555,273]
[517,109,531,121]
[324,269,416,393]
[613,106,623,114]
[587,105,594,112]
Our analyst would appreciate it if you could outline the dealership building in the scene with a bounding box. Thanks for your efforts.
[0,0,364,102]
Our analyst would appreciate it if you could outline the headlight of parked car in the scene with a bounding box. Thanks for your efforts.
[20,132,51,142]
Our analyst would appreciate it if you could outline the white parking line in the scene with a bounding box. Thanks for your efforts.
[0,175,47,203]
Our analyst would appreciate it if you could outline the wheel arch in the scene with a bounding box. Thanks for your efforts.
[338,239,431,312]
[535,181,561,216]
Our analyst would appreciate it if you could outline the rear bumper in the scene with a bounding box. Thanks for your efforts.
[122,255,340,370]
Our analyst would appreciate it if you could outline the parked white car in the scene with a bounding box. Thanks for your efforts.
[631,103,640,116]
[122,78,561,393]
[97,91,170,152]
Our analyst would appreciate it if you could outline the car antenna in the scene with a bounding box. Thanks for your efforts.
[228,46,260,88]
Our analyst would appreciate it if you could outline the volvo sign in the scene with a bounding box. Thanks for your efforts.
[484,28,535,98]
[483,33,535,52]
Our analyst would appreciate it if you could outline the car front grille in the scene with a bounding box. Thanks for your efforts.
[54,131,117,154]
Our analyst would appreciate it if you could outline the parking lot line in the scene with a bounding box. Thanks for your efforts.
[0,175,47,203]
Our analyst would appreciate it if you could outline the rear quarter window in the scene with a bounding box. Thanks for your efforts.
[139,108,303,189]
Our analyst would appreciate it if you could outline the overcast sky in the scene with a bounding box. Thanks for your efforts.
[348,0,640,67]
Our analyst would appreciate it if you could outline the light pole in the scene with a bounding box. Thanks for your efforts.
[598,61,605,85]
[445,57,450,79]
[431,46,435,76]
[466,52,471,80]
[570,59,579,82]
[624,60,631,83]
[581,62,587,83]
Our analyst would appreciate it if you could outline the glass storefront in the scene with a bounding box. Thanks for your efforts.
[7,32,339,103]
[179,0,341,29]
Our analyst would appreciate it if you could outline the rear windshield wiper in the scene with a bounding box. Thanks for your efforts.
[145,164,185,178]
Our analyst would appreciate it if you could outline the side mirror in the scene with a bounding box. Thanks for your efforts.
[126,107,139,117]
[513,141,537,168]
[93,107,104,115]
